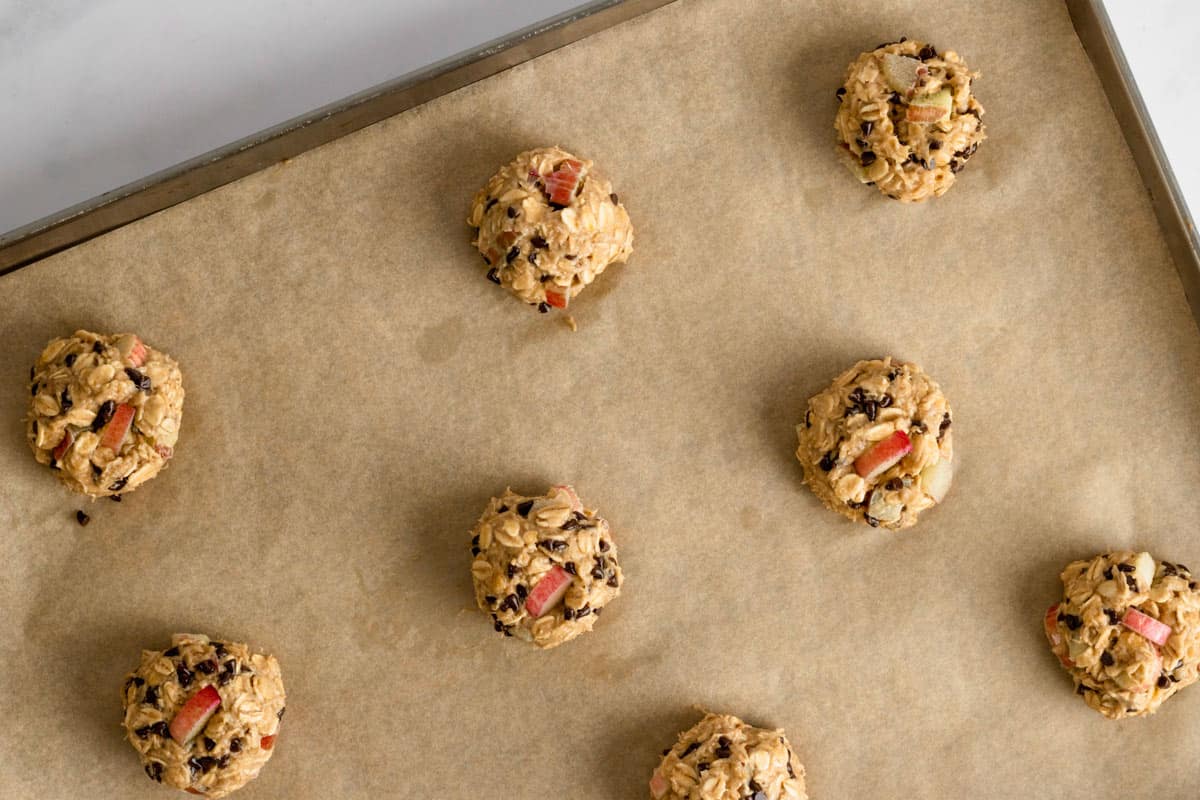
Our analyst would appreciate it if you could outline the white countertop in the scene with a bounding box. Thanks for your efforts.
[1,0,1196,237]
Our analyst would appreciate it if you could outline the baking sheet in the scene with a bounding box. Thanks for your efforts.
[3,0,1200,797]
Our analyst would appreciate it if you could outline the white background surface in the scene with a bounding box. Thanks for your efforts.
[1,0,1197,237]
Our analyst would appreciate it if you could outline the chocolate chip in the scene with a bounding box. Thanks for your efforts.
[574,605,591,618]
[715,746,731,759]
[598,538,609,552]
[176,664,194,687]
[1125,573,1138,590]
[860,151,876,167]
[717,736,730,747]
[610,193,619,204]
[819,452,836,471]
[506,247,518,264]
[486,268,501,284]
[506,206,518,218]
[563,607,574,620]
[493,619,504,632]
[92,399,115,431]
[195,659,218,675]
[835,87,846,101]
[918,45,937,61]
[698,762,710,772]
[1158,675,1171,689]
[1103,567,1113,580]
[749,779,762,793]
[204,737,216,751]
[125,367,151,392]
[531,236,548,249]
[229,738,242,753]
[682,742,699,757]
[864,514,880,527]
[134,726,152,739]
[607,574,619,587]
[484,198,497,212]
[190,756,217,773]
[537,302,550,313]
[560,518,580,531]
[1104,608,1120,625]
[506,563,519,578]
[92,341,104,354]
[130,676,145,688]
[885,478,903,491]
[929,141,941,151]
[517,500,534,516]
[144,686,158,706]
[564,562,577,575]
[485,595,497,605]
[64,353,76,367]
[502,593,521,611]
[150,721,170,738]
[1062,614,1082,630]
[60,387,72,412]
[591,567,605,580]
[145,763,163,782]
[218,755,231,768]
[537,539,567,552]
[1100,651,1114,666]
[75,510,90,527]
[864,399,878,421]
[109,476,129,492]
[515,584,527,599]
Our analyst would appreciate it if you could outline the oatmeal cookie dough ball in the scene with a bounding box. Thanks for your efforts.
[649,713,808,800]
[796,357,952,530]
[26,330,183,497]
[835,38,986,202]
[121,633,286,797]
[1044,551,1200,719]
[467,147,633,312]
[470,485,623,649]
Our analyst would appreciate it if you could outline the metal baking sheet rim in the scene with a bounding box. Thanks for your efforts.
[3,0,1198,330]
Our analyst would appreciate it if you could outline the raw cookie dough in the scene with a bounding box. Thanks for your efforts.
[795,357,953,530]
[26,330,183,497]
[122,633,285,797]
[467,147,633,312]
[835,38,986,202]
[649,712,808,800]
[470,485,622,649]
[1044,551,1200,719]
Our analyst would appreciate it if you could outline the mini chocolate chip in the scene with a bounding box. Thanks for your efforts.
[502,593,520,611]
[1103,567,1113,580]
[75,510,90,527]
[835,87,846,101]
[804,409,812,428]
[715,746,731,759]
[493,620,504,632]
[92,399,116,431]
[889,91,901,104]
[1104,608,1120,625]
[60,387,72,412]
[607,574,619,587]
[787,762,796,779]
[918,45,937,60]
[537,302,550,313]
[145,763,163,782]
[864,399,878,421]
[506,563,519,578]
[64,353,76,367]
[885,478,903,491]
[125,367,151,392]
[150,721,170,738]
[1125,573,1138,590]
[864,514,880,527]
[1100,651,1114,666]
[530,236,548,249]
[144,686,159,706]
[855,138,869,150]
[204,737,216,751]
[109,476,129,492]
[229,738,242,753]
[1117,561,1133,572]
[598,538,609,552]
[471,535,479,547]
[574,605,591,618]
[560,518,580,531]
[591,567,605,580]
[484,198,497,211]
[717,736,730,747]
[506,247,518,264]
[1062,614,1082,630]
[564,562,577,575]
[517,500,534,516]
[131,676,145,688]
[30,383,37,396]
[563,254,576,260]
[860,151,876,167]
[1170,674,1181,683]
[484,595,497,605]
[749,779,762,793]
[218,755,231,768]
[698,762,710,772]
[563,607,574,620]
[515,584,527,599]
[176,664,194,687]
[938,414,951,441]
[1158,675,1171,689]
[1191,582,1198,590]
[506,206,518,219]
[528,252,538,266]
[195,659,218,675]
[92,341,104,354]
[819,452,836,471]
[486,268,501,284]
[682,742,699,757]
[610,193,619,204]
[135,726,151,739]
[950,159,962,173]
[497,504,509,513]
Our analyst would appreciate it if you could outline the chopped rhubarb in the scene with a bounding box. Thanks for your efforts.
[905,89,952,123]
[880,53,927,94]
[52,429,75,462]
[1122,607,1172,646]
[650,770,669,799]
[169,685,221,745]
[551,484,583,512]
[544,290,568,309]
[853,431,912,482]
[99,403,136,452]
[127,337,147,367]
[261,734,276,750]
[1044,605,1073,667]
[544,160,583,206]
[525,565,572,617]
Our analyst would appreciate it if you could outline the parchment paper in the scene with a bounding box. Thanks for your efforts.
[3,1,1200,797]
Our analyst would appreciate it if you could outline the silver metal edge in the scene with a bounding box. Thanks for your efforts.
[1066,0,1200,327]
[0,0,676,276]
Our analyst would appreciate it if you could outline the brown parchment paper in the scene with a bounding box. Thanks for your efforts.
[3,1,1200,797]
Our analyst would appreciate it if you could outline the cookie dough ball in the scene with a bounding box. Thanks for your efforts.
[26,330,183,497]
[835,38,985,202]
[649,713,808,800]
[467,147,633,312]
[470,485,623,649]
[795,357,952,530]
[1044,551,1200,719]
[121,633,286,797]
